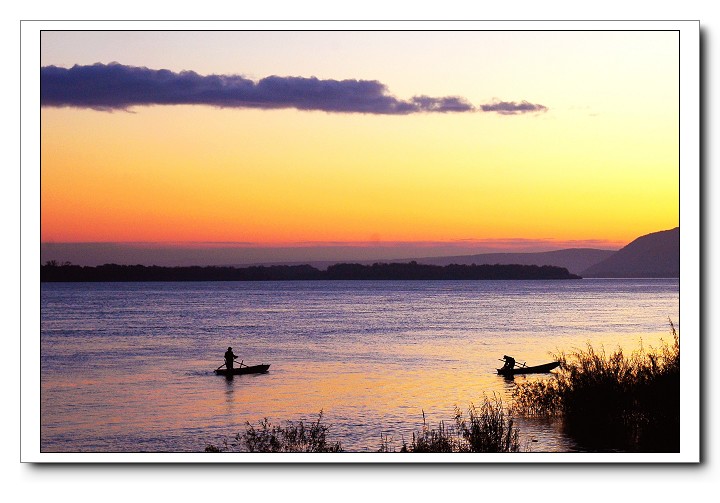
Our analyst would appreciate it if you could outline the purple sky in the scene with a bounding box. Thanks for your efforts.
[40,240,623,267]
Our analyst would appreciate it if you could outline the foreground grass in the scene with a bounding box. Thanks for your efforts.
[206,395,521,453]
[380,394,522,453]
[512,321,680,452]
[206,411,342,453]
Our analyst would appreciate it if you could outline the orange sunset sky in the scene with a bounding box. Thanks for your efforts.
[40,30,679,265]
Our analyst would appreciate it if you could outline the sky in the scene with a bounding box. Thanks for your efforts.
[39,30,680,265]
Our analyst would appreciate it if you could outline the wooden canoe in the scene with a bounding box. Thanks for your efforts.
[215,364,270,376]
[497,361,560,376]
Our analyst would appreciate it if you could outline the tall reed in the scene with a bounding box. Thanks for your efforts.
[205,411,343,452]
[383,394,522,453]
[513,320,680,451]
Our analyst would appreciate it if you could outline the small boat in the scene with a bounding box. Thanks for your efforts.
[215,364,270,376]
[497,361,560,376]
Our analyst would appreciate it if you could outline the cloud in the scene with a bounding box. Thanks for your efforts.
[479,100,548,115]
[41,63,547,115]
[410,95,475,113]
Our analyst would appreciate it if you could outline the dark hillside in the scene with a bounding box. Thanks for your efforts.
[581,228,679,278]
[413,248,615,275]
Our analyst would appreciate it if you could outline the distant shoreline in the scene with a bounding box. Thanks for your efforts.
[40,261,581,282]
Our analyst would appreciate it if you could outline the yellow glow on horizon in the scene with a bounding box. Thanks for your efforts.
[41,30,679,247]
[41,100,678,245]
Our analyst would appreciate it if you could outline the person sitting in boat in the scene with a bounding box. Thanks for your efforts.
[224,347,238,371]
[502,355,516,370]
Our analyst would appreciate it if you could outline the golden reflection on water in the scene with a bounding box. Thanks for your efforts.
[41,280,678,452]
[41,328,674,452]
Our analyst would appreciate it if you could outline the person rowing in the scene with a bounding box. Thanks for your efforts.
[224,347,238,371]
[501,355,516,370]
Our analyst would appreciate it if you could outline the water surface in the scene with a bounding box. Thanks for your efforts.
[40,279,679,452]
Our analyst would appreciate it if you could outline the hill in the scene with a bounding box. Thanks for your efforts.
[237,248,615,275]
[581,228,679,278]
[410,248,616,276]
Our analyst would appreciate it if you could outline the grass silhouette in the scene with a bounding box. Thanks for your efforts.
[512,320,680,451]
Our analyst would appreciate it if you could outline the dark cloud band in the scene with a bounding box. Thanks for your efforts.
[480,100,549,115]
[41,63,546,115]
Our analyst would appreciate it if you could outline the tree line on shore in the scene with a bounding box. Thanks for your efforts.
[41,260,580,282]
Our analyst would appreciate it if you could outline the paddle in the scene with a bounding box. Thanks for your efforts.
[215,362,227,371]
[234,359,246,368]
[497,358,527,368]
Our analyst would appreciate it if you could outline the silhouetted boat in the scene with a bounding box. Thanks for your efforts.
[215,364,270,376]
[497,361,560,376]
